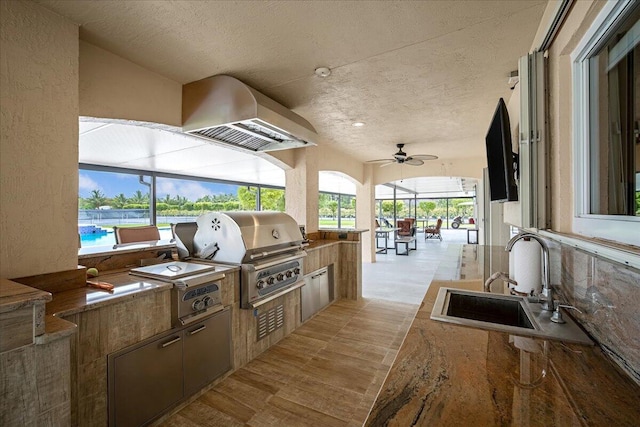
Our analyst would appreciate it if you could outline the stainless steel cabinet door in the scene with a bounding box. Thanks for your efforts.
[301,268,331,322]
[183,307,232,396]
[111,333,183,427]
[301,276,318,322]
[316,269,330,309]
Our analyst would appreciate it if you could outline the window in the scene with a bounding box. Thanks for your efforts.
[319,192,356,229]
[156,176,242,224]
[79,166,286,247]
[259,187,285,212]
[572,0,640,246]
[78,168,153,247]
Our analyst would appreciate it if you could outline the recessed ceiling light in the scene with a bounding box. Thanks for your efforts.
[352,122,365,127]
[315,67,331,78]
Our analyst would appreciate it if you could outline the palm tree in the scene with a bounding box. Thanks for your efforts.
[112,193,127,209]
[129,190,148,205]
[86,189,107,209]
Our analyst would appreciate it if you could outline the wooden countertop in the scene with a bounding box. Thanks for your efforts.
[364,279,640,425]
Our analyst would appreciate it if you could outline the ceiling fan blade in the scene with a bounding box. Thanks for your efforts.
[379,160,397,167]
[411,154,439,161]
[366,158,394,164]
[404,158,425,166]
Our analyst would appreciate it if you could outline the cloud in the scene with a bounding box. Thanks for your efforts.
[156,180,217,201]
[79,174,102,196]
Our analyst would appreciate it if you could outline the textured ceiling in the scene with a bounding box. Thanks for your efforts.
[38,0,546,166]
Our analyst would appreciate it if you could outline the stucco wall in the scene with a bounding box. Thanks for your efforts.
[80,41,182,127]
[0,0,79,278]
[285,147,320,233]
[546,0,605,234]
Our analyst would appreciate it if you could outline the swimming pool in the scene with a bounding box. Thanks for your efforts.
[80,227,173,247]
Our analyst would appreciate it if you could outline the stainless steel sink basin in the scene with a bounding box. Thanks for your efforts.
[431,288,593,345]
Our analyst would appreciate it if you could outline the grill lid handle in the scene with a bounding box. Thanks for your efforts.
[249,245,305,261]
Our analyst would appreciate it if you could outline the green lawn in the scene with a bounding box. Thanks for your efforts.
[318,219,355,228]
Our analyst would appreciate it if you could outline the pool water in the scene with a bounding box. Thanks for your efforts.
[80,228,173,247]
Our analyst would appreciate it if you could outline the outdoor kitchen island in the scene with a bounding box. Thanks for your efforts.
[2,225,367,426]
[364,258,640,425]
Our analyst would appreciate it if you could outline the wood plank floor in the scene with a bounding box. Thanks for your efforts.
[158,298,418,427]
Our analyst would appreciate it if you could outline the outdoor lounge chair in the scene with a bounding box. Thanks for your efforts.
[424,218,443,241]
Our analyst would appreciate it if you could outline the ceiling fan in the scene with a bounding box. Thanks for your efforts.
[366,144,438,167]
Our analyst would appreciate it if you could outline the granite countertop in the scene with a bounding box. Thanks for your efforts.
[304,239,342,250]
[45,270,173,318]
[0,278,52,312]
[365,279,640,425]
[46,262,238,318]
[317,228,370,233]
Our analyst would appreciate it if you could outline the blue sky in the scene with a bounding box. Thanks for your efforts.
[78,170,240,201]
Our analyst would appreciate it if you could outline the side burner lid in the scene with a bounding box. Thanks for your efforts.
[130,261,217,281]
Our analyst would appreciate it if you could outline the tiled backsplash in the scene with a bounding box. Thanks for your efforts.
[549,240,640,385]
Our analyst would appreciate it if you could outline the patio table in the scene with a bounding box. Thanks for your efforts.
[375,227,399,254]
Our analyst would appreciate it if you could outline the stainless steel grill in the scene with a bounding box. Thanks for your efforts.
[190,211,307,308]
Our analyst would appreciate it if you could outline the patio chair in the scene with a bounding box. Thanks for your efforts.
[396,220,414,237]
[404,218,417,235]
[424,218,443,241]
[113,225,160,244]
[395,220,417,255]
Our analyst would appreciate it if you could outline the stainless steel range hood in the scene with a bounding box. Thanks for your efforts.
[182,75,318,152]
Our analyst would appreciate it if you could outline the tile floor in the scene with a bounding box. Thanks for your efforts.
[363,228,469,304]
[158,229,470,426]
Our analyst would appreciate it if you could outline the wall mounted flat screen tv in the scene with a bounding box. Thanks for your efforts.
[485,98,518,202]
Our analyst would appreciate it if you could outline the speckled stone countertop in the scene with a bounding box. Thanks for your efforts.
[365,279,640,426]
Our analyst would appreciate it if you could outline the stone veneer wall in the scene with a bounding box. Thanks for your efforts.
[61,289,172,426]
[0,336,72,425]
[546,240,640,385]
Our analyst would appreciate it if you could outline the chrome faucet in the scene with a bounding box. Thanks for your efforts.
[505,232,553,311]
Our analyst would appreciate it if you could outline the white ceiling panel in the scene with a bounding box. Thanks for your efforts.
[79,122,285,186]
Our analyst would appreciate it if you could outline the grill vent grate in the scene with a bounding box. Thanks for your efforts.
[256,304,285,341]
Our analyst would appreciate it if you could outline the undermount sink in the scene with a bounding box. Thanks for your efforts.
[431,288,593,345]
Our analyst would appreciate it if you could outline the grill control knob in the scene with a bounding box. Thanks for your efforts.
[192,299,204,311]
[276,273,284,281]
[286,270,293,278]
[203,296,214,307]
[266,277,275,285]
[293,267,301,275]
[257,280,266,289]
